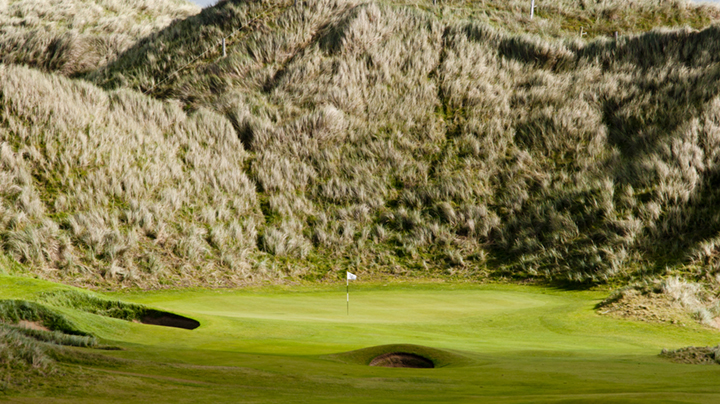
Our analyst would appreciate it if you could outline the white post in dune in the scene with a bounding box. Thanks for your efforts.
[222,38,226,57]
[347,271,357,315]
[530,0,535,19]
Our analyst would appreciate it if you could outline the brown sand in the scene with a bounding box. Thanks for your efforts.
[369,352,434,368]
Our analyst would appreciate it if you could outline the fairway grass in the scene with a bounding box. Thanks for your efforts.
[3,276,720,403]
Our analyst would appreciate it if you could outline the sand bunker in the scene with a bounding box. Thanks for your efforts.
[369,352,434,368]
[141,310,200,330]
[328,343,465,369]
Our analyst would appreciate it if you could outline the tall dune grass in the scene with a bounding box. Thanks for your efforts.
[0,0,199,76]
[4,0,720,290]
[0,65,261,287]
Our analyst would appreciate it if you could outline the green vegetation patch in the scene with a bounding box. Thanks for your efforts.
[0,298,103,391]
[5,282,720,403]
[38,289,200,330]
[2,324,96,348]
[0,299,88,336]
[2,280,720,401]
[38,290,151,322]
[0,326,55,375]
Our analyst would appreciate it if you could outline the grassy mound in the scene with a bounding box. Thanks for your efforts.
[0,298,104,391]
[0,299,89,336]
[0,322,118,392]
[327,343,469,368]
[0,0,199,77]
[0,326,56,378]
[1,323,96,348]
[93,0,720,284]
[597,276,720,328]
[38,290,200,329]
[0,65,260,288]
[38,290,150,322]
[5,0,720,295]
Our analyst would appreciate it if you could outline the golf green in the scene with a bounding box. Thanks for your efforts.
[4,278,720,403]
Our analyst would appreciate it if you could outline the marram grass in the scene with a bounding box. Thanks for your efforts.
[5,0,720,291]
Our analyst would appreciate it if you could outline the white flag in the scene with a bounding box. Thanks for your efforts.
[347,272,357,280]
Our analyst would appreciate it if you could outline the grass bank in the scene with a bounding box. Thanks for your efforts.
[2,275,720,402]
[6,0,720,294]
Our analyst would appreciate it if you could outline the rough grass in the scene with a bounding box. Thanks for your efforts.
[3,324,96,348]
[38,290,150,321]
[4,0,720,302]
[597,276,720,328]
[93,0,720,284]
[0,299,88,336]
[0,65,261,288]
[0,323,112,392]
[0,326,54,376]
[0,298,101,391]
[0,0,199,76]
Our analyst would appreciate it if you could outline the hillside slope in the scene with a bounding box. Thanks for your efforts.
[4,0,720,296]
[0,0,199,76]
[0,65,260,288]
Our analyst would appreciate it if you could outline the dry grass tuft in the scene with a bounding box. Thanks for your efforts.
[0,0,199,76]
[0,65,261,287]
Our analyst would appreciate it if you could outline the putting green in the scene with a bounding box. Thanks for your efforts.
[4,277,720,403]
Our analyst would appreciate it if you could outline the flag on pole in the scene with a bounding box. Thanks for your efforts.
[347,272,357,315]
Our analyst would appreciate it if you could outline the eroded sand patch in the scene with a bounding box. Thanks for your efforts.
[369,352,434,368]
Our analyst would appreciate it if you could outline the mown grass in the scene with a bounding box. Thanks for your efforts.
[2,274,720,402]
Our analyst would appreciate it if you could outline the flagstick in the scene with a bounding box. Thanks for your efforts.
[347,275,349,315]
